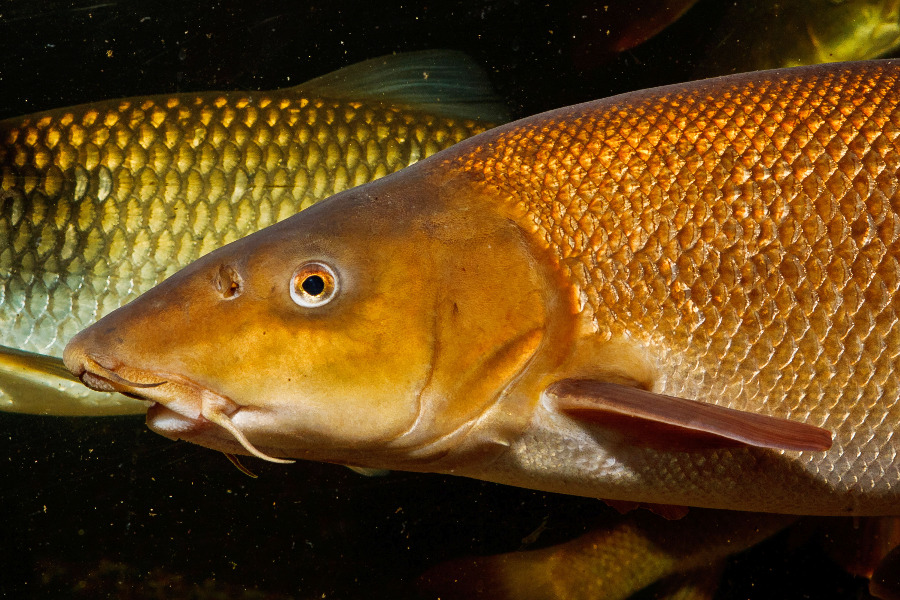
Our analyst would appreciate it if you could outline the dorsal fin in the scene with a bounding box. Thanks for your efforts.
[296,50,509,123]
[545,379,833,452]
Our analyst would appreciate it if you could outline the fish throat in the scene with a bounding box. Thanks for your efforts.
[197,389,294,465]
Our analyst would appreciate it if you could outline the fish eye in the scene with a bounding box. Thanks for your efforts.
[291,262,338,307]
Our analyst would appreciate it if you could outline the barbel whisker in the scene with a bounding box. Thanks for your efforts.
[101,369,167,389]
[202,406,294,465]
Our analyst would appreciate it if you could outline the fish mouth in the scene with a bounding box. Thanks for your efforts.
[66,353,203,420]
[64,351,293,464]
[78,363,168,399]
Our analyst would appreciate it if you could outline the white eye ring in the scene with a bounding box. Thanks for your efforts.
[290,262,339,307]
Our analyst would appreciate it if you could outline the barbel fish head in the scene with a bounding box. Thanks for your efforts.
[63,167,558,469]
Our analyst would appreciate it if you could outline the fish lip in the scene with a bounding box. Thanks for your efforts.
[146,402,212,437]
[68,353,214,423]
[78,365,167,396]
[68,351,284,458]
[74,356,169,397]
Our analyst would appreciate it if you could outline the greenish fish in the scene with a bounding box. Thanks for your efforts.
[699,0,900,75]
[0,50,505,415]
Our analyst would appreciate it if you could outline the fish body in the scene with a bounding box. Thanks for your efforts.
[700,0,900,75]
[65,60,900,515]
[0,51,503,414]
[420,509,794,600]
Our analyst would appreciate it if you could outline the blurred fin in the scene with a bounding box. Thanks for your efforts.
[652,562,726,600]
[224,453,259,478]
[346,465,391,477]
[604,499,690,520]
[546,379,833,452]
[419,508,793,600]
[823,516,900,579]
[298,50,509,123]
[0,345,148,416]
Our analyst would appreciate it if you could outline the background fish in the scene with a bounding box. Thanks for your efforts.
[420,509,794,600]
[65,60,900,517]
[0,50,505,415]
[698,0,900,76]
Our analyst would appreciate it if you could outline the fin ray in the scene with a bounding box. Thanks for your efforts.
[297,50,509,122]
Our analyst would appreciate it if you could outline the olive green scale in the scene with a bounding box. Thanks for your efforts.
[0,51,503,414]
[1,92,490,355]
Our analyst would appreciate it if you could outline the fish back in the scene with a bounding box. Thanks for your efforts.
[0,91,492,355]
[453,60,900,509]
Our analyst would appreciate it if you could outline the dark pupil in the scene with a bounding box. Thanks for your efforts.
[302,275,326,296]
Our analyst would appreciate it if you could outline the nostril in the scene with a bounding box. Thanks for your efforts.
[214,264,243,300]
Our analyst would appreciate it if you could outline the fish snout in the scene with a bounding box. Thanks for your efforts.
[63,331,165,396]
[63,324,120,378]
[62,352,122,395]
[62,330,96,380]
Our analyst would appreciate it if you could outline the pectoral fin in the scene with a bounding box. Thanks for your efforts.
[0,345,148,416]
[544,379,833,452]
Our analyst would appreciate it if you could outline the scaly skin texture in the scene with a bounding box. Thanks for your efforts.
[62,61,900,514]
[420,509,792,600]
[452,61,900,512]
[0,92,492,356]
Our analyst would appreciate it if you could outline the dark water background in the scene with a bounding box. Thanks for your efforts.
[0,1,887,598]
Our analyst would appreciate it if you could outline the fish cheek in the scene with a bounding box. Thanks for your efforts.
[410,216,552,443]
[231,246,438,449]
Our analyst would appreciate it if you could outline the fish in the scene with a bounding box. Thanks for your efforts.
[419,508,794,600]
[64,59,900,516]
[421,511,900,600]
[698,0,900,76]
[571,0,700,63]
[0,50,506,415]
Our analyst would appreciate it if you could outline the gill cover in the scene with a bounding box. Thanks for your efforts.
[64,166,556,468]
